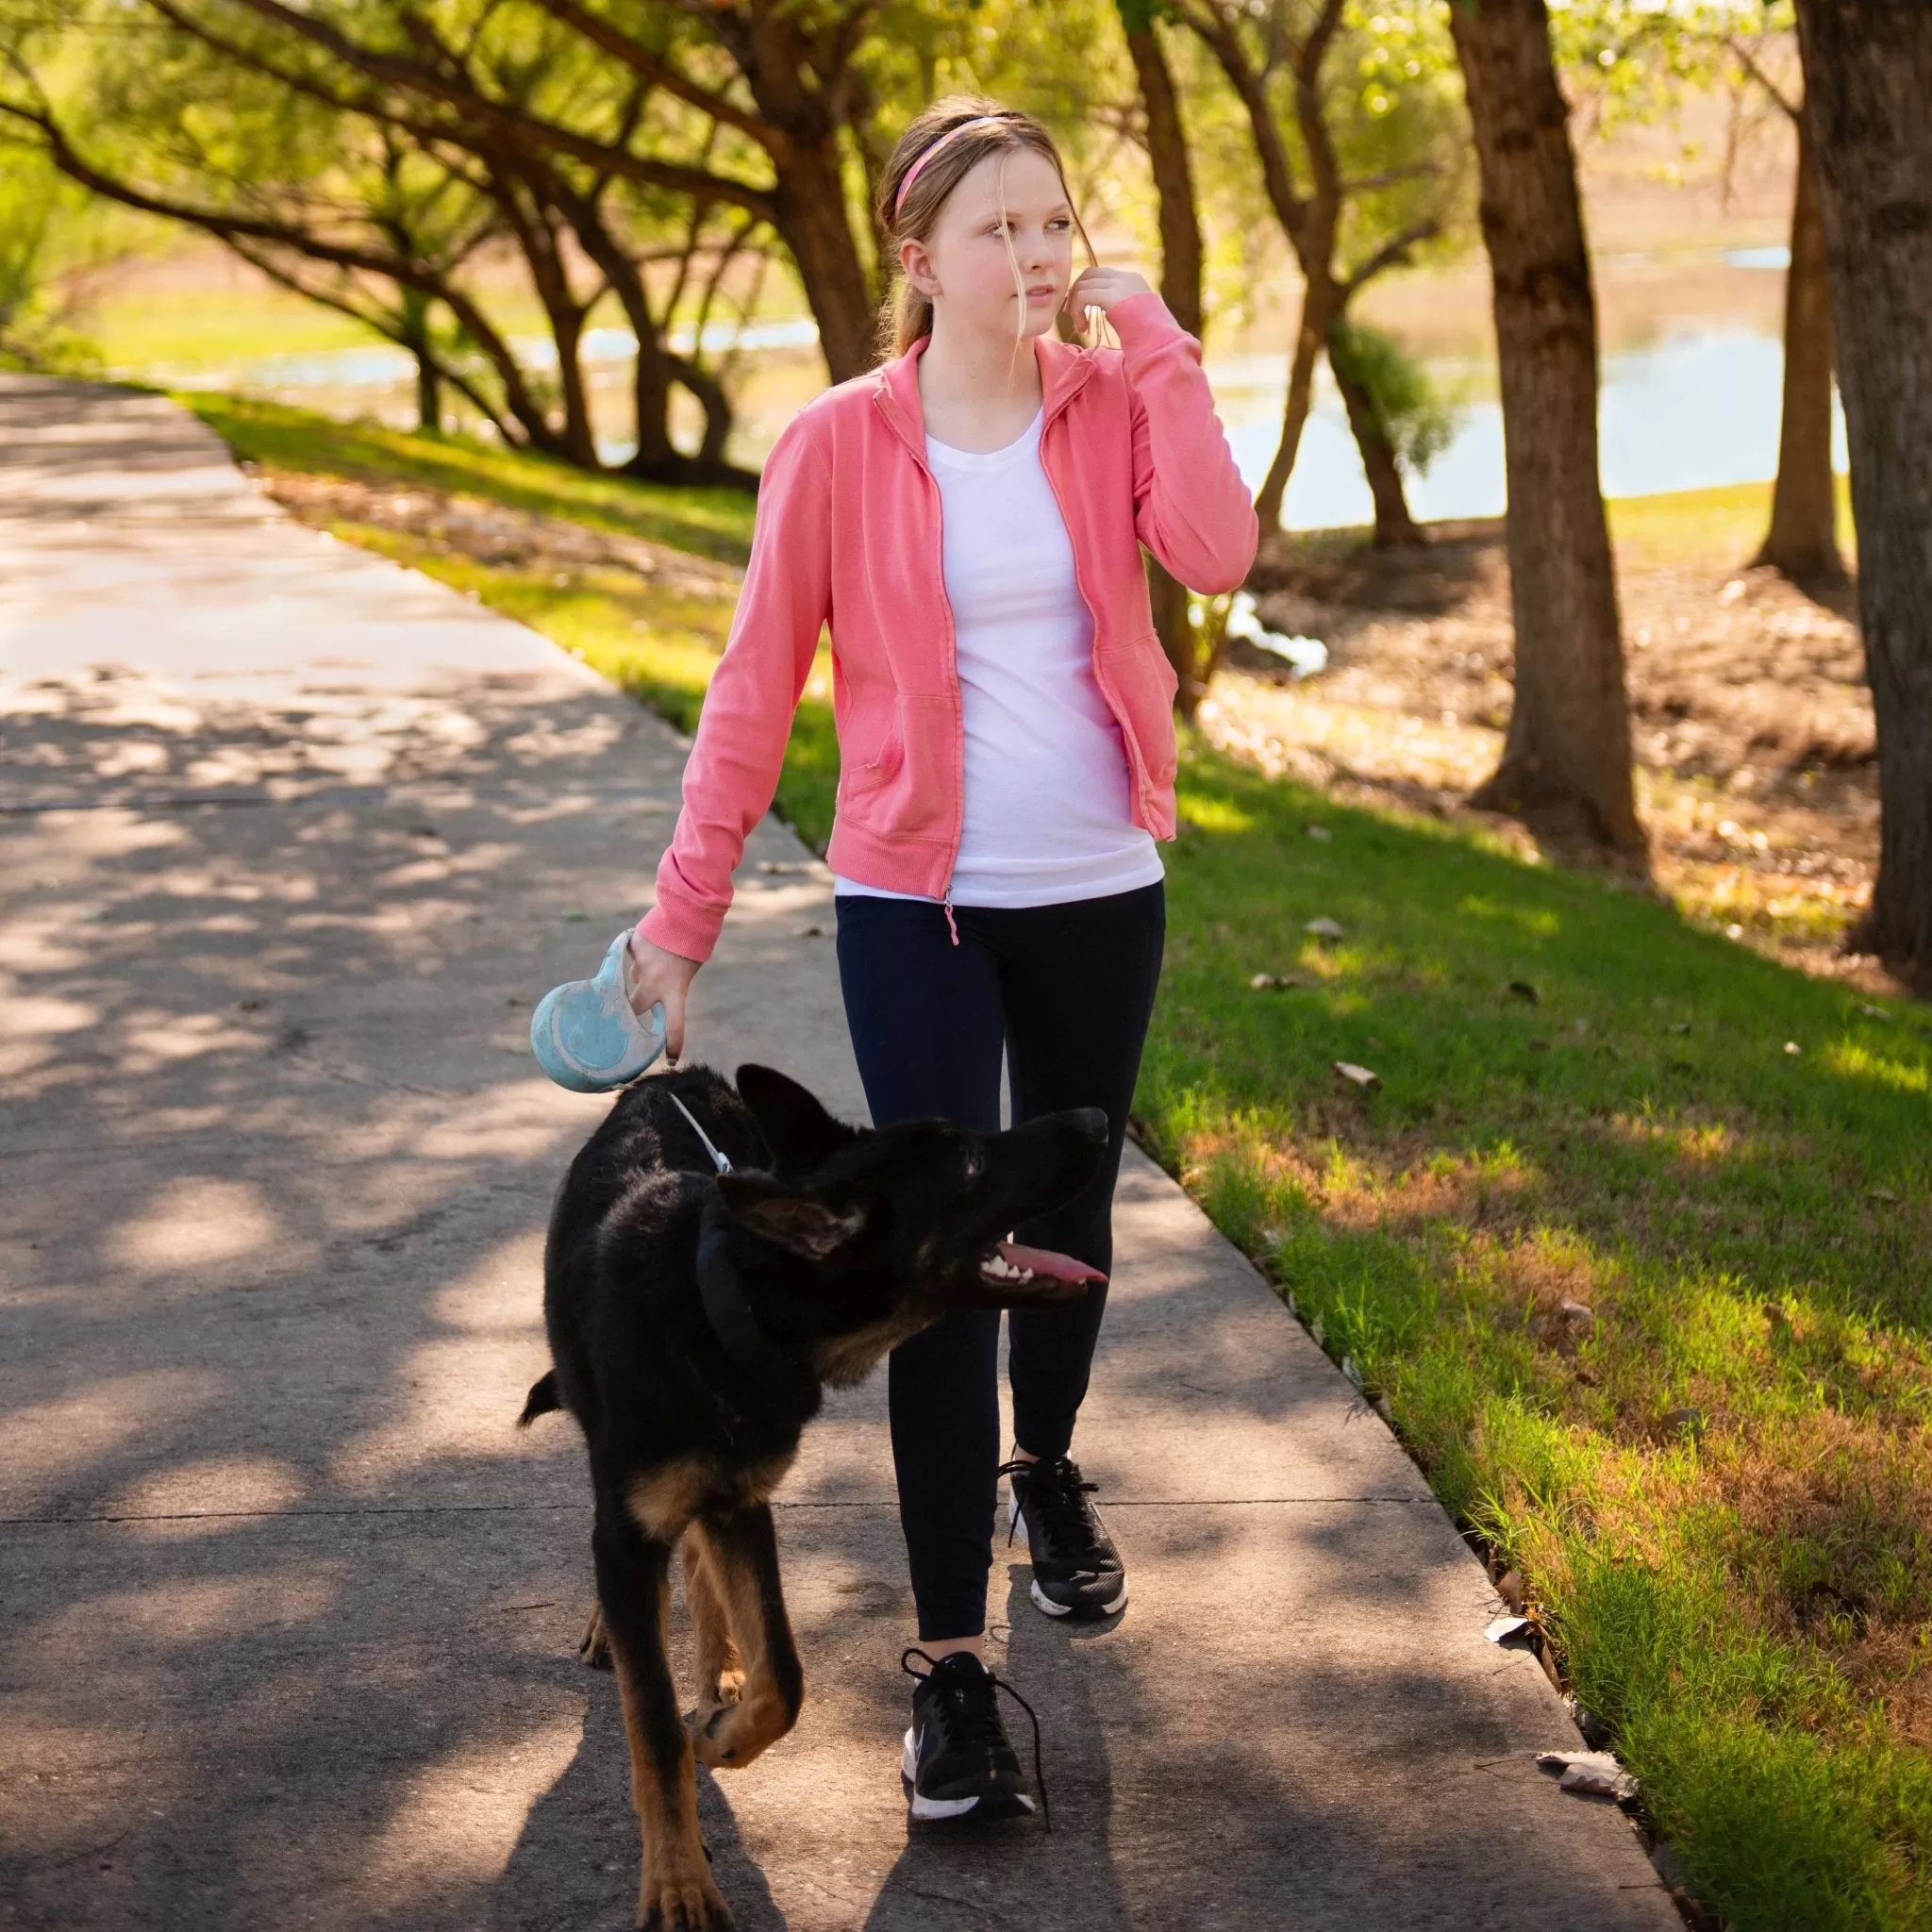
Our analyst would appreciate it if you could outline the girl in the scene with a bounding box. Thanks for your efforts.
[625,95,1257,1824]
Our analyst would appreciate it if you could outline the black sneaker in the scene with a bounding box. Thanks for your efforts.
[899,1649,1048,1826]
[1001,1455,1128,1620]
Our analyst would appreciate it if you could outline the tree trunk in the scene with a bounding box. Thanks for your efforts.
[1794,0,1932,981]
[1124,6,1212,707]
[1254,275,1337,535]
[1327,321,1426,547]
[770,145,875,381]
[1448,0,1642,854]
[1754,111,1843,582]
[1126,17,1203,341]
[398,288,441,435]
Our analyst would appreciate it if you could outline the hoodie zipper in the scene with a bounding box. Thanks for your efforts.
[875,351,1098,945]
[1034,408,1151,830]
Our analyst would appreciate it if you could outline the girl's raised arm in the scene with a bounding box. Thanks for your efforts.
[1112,291,1259,594]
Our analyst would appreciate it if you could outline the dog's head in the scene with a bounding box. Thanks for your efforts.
[711,1064,1111,1383]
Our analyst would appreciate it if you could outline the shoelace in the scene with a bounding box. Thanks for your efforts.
[900,1646,1052,1832]
[997,1455,1106,1562]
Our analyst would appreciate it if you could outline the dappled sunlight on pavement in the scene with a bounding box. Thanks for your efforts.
[1,377,1678,1931]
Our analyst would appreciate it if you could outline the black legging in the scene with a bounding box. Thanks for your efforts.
[834,879,1166,1641]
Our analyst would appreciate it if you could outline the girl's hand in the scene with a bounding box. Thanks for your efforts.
[1064,265,1154,325]
[625,928,701,1065]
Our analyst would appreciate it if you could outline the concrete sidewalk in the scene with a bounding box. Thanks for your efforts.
[0,375,1679,1931]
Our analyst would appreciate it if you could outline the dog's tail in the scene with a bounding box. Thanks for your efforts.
[517,1370,563,1429]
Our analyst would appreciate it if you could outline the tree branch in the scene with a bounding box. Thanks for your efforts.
[1341,216,1441,298]
[1725,33,1800,124]
[527,0,773,144]
[202,0,781,220]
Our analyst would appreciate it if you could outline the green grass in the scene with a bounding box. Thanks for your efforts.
[1153,763,1931,1929]
[194,396,1932,1930]
[97,284,389,372]
[95,276,576,374]
[1607,475,1857,568]
[185,393,757,564]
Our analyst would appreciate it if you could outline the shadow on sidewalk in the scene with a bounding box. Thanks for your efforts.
[856,1566,1129,1932]
[495,1676,790,1931]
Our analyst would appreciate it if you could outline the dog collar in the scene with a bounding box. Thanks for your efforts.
[696,1214,814,1394]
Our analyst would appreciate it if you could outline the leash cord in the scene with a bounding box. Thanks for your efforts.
[666,1090,734,1174]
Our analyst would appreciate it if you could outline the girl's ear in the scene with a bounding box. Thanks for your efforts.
[900,233,939,299]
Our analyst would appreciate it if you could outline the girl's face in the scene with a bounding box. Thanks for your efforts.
[900,145,1075,343]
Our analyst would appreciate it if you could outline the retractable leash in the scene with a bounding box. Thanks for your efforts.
[529,931,668,1092]
[528,939,739,1177]
[668,1091,733,1174]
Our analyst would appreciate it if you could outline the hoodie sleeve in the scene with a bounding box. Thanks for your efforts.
[1109,290,1259,595]
[635,408,832,964]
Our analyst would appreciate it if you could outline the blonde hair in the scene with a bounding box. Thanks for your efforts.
[874,95,1100,364]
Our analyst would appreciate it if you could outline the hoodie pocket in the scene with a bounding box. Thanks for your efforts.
[840,692,954,841]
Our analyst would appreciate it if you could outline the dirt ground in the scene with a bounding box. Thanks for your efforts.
[1224,520,1897,993]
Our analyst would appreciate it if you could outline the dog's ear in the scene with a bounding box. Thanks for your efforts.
[734,1064,862,1172]
[716,1172,867,1259]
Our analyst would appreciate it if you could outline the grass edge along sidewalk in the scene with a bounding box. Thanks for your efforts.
[190,394,1932,1932]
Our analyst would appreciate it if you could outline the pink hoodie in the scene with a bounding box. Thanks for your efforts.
[635,290,1258,963]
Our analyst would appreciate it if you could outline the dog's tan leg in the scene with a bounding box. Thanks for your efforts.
[579,1601,611,1670]
[681,1527,745,1713]
[687,1505,803,1774]
[594,1501,733,1930]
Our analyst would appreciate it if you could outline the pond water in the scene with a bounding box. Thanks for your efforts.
[1218,326,1847,528]
[174,312,1842,528]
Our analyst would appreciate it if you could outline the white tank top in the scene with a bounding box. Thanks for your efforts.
[832,406,1164,908]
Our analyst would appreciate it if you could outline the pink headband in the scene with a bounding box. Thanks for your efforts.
[893,114,1016,218]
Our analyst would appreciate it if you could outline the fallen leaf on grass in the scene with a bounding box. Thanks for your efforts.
[1495,1569,1525,1615]
[1859,1002,1892,1023]
[1332,1060,1381,1090]
[1305,916,1345,941]
[1784,1041,1802,1056]
[1868,1186,1899,1205]
[1249,972,1306,991]
[1507,980,1539,1004]
[1305,824,1334,842]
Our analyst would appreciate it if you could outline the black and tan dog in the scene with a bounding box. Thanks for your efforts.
[520,1060,1109,1931]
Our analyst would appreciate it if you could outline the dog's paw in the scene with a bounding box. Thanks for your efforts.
[691,1690,793,1772]
[637,1865,734,1930]
[579,1605,612,1671]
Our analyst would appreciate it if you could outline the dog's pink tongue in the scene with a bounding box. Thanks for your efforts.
[997,1240,1106,1285]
